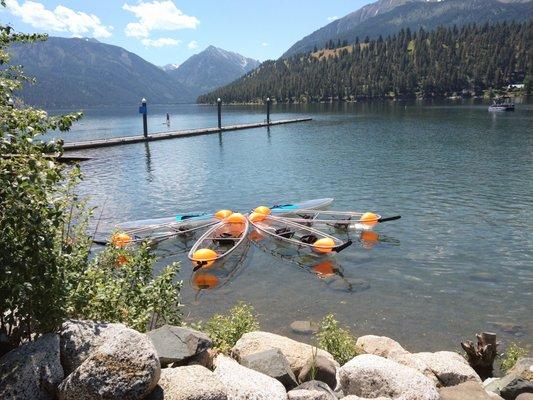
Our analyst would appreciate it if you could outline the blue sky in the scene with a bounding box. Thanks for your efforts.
[0,0,370,66]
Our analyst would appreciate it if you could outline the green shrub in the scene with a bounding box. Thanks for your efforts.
[501,342,527,373]
[66,242,182,332]
[316,314,358,365]
[205,302,259,354]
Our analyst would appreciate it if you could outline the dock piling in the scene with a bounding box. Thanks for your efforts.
[217,98,222,129]
[139,98,148,138]
[266,97,271,125]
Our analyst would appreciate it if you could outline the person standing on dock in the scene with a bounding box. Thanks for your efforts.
[166,113,170,126]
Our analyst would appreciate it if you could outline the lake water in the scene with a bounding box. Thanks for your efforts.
[48,100,532,353]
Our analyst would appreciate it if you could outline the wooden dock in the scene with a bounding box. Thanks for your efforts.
[63,118,312,151]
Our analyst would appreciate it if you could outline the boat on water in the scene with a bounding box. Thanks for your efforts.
[187,213,249,270]
[488,96,515,112]
[248,212,352,254]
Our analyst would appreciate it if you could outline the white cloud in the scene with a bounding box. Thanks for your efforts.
[141,37,180,47]
[327,16,339,22]
[123,0,199,38]
[5,0,112,38]
[187,40,198,50]
[261,42,268,47]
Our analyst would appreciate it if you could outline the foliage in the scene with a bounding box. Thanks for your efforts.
[500,342,527,373]
[199,22,532,103]
[316,314,358,365]
[205,302,259,354]
[66,242,182,332]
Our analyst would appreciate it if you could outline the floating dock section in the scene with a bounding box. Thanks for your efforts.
[63,118,312,151]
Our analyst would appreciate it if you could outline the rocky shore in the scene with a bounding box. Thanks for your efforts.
[0,319,531,400]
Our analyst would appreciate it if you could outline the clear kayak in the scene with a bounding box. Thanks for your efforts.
[187,213,249,270]
[273,210,401,230]
[248,213,352,254]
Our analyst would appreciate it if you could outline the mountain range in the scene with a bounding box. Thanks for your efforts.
[8,39,259,108]
[283,0,533,57]
[167,46,260,99]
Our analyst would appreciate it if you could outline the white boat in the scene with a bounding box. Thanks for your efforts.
[488,97,515,112]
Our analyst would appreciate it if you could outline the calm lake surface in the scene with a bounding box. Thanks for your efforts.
[48,100,532,352]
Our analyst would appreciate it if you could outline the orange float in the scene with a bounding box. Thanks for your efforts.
[360,212,379,227]
[248,212,267,222]
[191,248,218,268]
[192,273,219,290]
[226,212,246,223]
[254,206,271,215]
[215,209,233,220]
[110,232,132,248]
[313,237,335,254]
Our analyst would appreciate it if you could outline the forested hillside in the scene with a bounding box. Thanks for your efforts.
[199,22,532,103]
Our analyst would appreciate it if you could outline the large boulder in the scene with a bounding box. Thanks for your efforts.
[355,335,408,358]
[287,380,337,400]
[239,347,298,389]
[146,325,212,367]
[232,331,337,375]
[438,381,494,399]
[391,353,440,386]
[58,327,160,400]
[214,354,286,400]
[298,353,338,390]
[148,365,227,400]
[0,333,63,400]
[485,358,533,399]
[500,379,533,400]
[59,319,128,374]
[410,351,481,386]
[337,354,439,400]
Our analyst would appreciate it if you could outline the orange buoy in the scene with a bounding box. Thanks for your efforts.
[360,212,379,227]
[360,230,379,249]
[249,212,267,222]
[215,209,233,220]
[192,248,218,268]
[226,212,246,223]
[254,206,271,215]
[313,237,336,254]
[313,260,336,277]
[110,232,132,248]
[192,273,219,290]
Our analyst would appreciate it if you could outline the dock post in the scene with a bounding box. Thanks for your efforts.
[139,98,148,138]
[217,98,222,129]
[266,97,271,125]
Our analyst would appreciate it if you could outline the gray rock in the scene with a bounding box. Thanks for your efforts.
[500,379,533,400]
[337,354,439,400]
[58,327,160,400]
[147,325,212,367]
[0,333,63,400]
[59,319,128,374]
[516,394,533,400]
[438,381,493,399]
[410,351,481,386]
[486,357,532,395]
[287,381,337,399]
[298,353,338,390]
[148,365,227,400]
[239,347,298,389]
[291,320,319,335]
[391,352,440,386]
[342,396,390,400]
[355,335,409,358]
[214,354,286,400]
[232,331,338,376]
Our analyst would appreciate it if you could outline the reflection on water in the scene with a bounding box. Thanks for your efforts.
[63,100,532,352]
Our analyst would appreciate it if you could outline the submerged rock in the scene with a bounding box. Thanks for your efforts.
[59,319,128,375]
[337,354,439,400]
[290,320,319,335]
[148,365,227,400]
[214,354,286,400]
[239,347,298,389]
[232,331,337,375]
[0,333,63,400]
[146,325,212,367]
[355,335,409,358]
[58,327,160,400]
